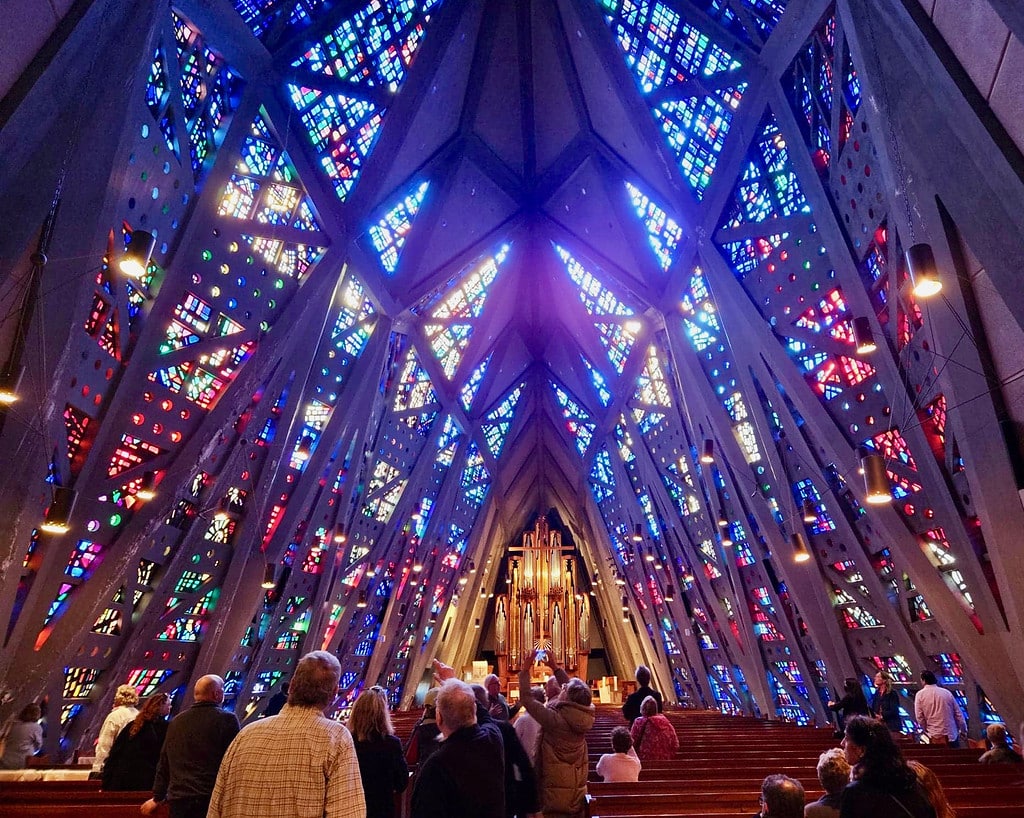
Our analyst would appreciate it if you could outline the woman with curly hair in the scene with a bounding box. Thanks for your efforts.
[90,684,139,778]
[908,760,956,818]
[840,715,936,818]
[350,688,408,818]
[102,693,171,790]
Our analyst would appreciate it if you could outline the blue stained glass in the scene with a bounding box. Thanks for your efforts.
[291,0,444,92]
[625,181,685,272]
[369,181,429,274]
[723,115,810,227]
[552,382,597,457]
[460,354,491,412]
[232,0,289,40]
[581,355,613,407]
[654,95,733,199]
[459,442,491,509]
[554,244,640,374]
[287,84,386,201]
[598,0,746,197]
[589,447,616,504]
[146,49,169,116]
[481,385,523,459]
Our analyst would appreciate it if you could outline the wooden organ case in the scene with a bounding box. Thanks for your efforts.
[495,517,590,686]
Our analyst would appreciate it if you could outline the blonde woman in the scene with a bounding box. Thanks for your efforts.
[350,688,408,818]
[91,684,139,777]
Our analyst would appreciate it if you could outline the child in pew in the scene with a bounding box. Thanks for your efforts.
[595,726,641,783]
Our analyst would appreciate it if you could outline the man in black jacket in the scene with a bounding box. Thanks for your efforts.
[472,684,539,818]
[411,679,505,818]
[141,675,239,818]
[622,665,663,725]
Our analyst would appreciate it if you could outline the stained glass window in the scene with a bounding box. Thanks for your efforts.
[625,181,685,272]
[555,244,640,374]
[291,0,443,91]
[552,382,597,457]
[481,385,524,459]
[420,247,506,378]
[369,180,429,273]
[598,0,746,197]
[286,84,386,201]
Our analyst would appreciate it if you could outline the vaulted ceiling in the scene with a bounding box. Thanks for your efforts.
[2,0,1024,757]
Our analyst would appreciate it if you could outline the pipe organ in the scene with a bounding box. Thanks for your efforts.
[496,517,589,684]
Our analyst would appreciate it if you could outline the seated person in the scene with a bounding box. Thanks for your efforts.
[978,723,1023,764]
[760,774,804,818]
[629,696,678,761]
[804,748,849,818]
[596,726,641,783]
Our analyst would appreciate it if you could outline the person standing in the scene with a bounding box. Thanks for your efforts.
[91,684,139,778]
[350,687,408,818]
[0,704,43,769]
[828,679,871,738]
[517,650,595,818]
[207,652,365,818]
[263,682,289,717]
[410,678,505,818]
[870,672,901,734]
[622,665,662,725]
[484,674,510,721]
[913,671,967,747]
[141,675,239,818]
[102,693,171,791]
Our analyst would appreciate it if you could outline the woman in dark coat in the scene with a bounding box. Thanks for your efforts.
[828,678,871,735]
[101,693,171,790]
[350,687,409,818]
[839,715,936,818]
[870,671,901,733]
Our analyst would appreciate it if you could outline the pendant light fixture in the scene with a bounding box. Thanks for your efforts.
[119,230,156,278]
[631,522,643,542]
[861,452,893,504]
[852,317,877,354]
[906,243,942,298]
[332,523,347,544]
[0,366,24,405]
[801,498,817,524]
[40,486,77,534]
[136,470,157,501]
[791,531,812,563]
[294,434,314,462]
[700,439,715,464]
[664,584,675,602]
[356,590,368,608]
[261,564,277,589]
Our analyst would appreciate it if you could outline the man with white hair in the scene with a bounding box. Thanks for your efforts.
[411,678,505,817]
[484,673,510,720]
[142,675,239,818]
[207,651,365,818]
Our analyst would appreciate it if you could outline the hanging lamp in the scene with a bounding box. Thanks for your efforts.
[700,439,715,464]
[853,317,877,354]
[119,230,156,278]
[906,243,942,298]
[40,486,77,534]
[861,453,893,504]
[791,531,812,563]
